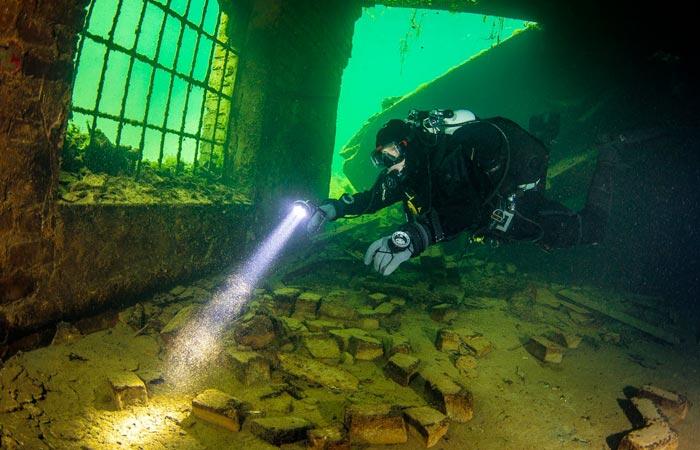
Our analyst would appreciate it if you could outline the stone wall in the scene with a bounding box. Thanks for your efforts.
[0,0,254,345]
[226,0,362,218]
[0,0,90,333]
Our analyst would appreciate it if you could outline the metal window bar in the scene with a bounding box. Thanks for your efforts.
[157,0,195,168]
[176,0,212,173]
[192,10,223,172]
[69,0,239,178]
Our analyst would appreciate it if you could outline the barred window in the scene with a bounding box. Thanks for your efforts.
[67,0,237,177]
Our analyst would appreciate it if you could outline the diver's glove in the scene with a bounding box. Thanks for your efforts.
[364,223,431,276]
[306,203,337,234]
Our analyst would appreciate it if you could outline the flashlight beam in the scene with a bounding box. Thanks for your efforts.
[165,207,307,387]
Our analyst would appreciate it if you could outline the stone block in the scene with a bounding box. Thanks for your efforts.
[356,317,380,330]
[192,389,243,432]
[348,335,383,361]
[390,297,407,307]
[552,331,582,349]
[303,335,341,360]
[249,416,312,445]
[525,336,564,363]
[108,372,147,410]
[384,354,420,386]
[272,287,301,315]
[234,314,276,349]
[160,304,198,343]
[631,397,664,424]
[51,321,82,345]
[462,336,493,358]
[329,328,368,351]
[383,334,412,356]
[430,304,457,323]
[374,302,396,315]
[278,317,308,336]
[638,385,690,422]
[278,354,359,391]
[226,348,270,385]
[293,292,322,319]
[307,426,350,450]
[435,329,460,352]
[367,292,388,306]
[404,406,449,448]
[305,319,344,332]
[319,301,358,321]
[618,421,678,450]
[345,404,407,445]
[420,368,473,422]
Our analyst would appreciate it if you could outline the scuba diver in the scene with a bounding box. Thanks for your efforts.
[307,109,620,276]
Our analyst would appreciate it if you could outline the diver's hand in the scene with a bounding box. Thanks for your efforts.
[364,235,413,276]
[306,203,336,234]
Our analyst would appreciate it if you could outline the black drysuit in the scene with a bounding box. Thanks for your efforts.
[332,117,611,254]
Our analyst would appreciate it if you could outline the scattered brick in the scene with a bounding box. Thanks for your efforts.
[435,329,461,352]
[108,372,148,410]
[552,331,582,349]
[250,416,312,445]
[348,335,383,361]
[525,336,564,363]
[462,335,493,357]
[192,388,243,432]
[226,348,270,385]
[429,304,457,323]
[404,406,450,448]
[345,404,408,445]
[420,368,474,422]
[293,292,322,319]
[638,385,690,422]
[384,353,420,386]
[303,335,341,360]
[307,426,350,450]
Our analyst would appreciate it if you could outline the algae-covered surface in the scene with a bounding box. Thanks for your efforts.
[1,236,698,449]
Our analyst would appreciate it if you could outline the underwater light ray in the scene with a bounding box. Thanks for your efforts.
[164,207,306,388]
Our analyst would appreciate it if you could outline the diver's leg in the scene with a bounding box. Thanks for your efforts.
[534,141,621,248]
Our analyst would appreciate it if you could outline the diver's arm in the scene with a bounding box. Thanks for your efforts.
[331,172,402,218]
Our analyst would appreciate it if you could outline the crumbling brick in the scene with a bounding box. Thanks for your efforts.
[462,335,493,357]
[384,353,420,386]
[160,304,199,344]
[329,328,368,351]
[552,331,582,349]
[303,335,341,360]
[618,421,678,450]
[319,301,358,321]
[420,368,474,422]
[638,385,690,422]
[234,314,276,349]
[367,292,388,306]
[374,302,397,315]
[435,329,460,352]
[430,304,457,323]
[293,292,322,319]
[192,389,243,432]
[348,335,383,361]
[404,406,450,448]
[226,348,270,385]
[383,334,412,356]
[250,416,312,445]
[307,426,350,450]
[108,372,147,410]
[525,336,564,363]
[345,404,408,445]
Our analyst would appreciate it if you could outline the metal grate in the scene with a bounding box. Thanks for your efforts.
[69,0,238,175]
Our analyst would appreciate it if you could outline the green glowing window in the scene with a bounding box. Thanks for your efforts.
[68,0,237,176]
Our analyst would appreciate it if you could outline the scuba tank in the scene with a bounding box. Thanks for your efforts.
[407,109,477,139]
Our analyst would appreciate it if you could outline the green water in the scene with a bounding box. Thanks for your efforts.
[332,6,528,180]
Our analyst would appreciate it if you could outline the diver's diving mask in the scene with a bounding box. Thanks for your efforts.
[371,142,405,168]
